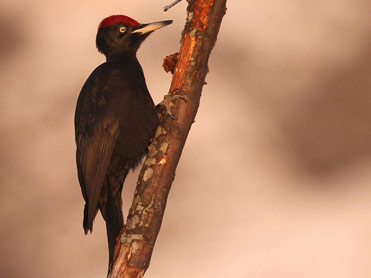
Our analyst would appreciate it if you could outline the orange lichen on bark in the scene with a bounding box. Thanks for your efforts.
[113,227,126,263]
[193,0,214,30]
[170,32,196,92]
[111,245,144,278]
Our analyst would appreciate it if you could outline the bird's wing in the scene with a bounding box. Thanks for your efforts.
[75,62,159,232]
[75,66,122,232]
[76,118,120,231]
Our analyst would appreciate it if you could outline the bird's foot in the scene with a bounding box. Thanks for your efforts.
[158,88,187,120]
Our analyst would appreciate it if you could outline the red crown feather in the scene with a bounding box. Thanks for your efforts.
[98,15,139,30]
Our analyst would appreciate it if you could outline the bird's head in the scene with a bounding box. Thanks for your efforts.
[96,15,172,60]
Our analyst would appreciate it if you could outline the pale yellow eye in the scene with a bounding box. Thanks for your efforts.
[119,26,127,33]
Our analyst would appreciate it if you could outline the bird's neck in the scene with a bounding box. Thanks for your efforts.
[106,52,145,79]
[106,51,138,64]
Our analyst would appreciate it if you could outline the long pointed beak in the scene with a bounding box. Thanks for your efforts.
[132,20,173,35]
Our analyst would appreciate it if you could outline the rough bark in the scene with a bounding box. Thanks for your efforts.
[109,0,227,277]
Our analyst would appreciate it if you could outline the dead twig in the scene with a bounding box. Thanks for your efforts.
[164,0,183,11]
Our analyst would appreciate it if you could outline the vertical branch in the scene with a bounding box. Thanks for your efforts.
[110,0,227,277]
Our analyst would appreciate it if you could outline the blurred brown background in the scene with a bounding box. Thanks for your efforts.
[1,0,371,277]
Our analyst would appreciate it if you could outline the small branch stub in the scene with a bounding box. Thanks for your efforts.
[162,53,179,74]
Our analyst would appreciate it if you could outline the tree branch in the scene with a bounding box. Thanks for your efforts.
[109,0,227,277]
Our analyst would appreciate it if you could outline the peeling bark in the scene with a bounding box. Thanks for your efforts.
[109,0,227,277]
[162,53,178,74]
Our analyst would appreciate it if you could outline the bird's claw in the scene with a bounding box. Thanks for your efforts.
[159,90,187,120]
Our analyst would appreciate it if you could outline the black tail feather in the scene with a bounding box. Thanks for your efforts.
[105,179,124,270]
[83,203,91,234]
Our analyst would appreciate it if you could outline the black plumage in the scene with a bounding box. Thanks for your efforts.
[74,15,172,268]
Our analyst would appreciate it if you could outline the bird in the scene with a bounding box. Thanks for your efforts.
[74,15,172,269]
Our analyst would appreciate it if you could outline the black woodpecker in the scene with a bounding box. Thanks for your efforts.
[74,15,172,269]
